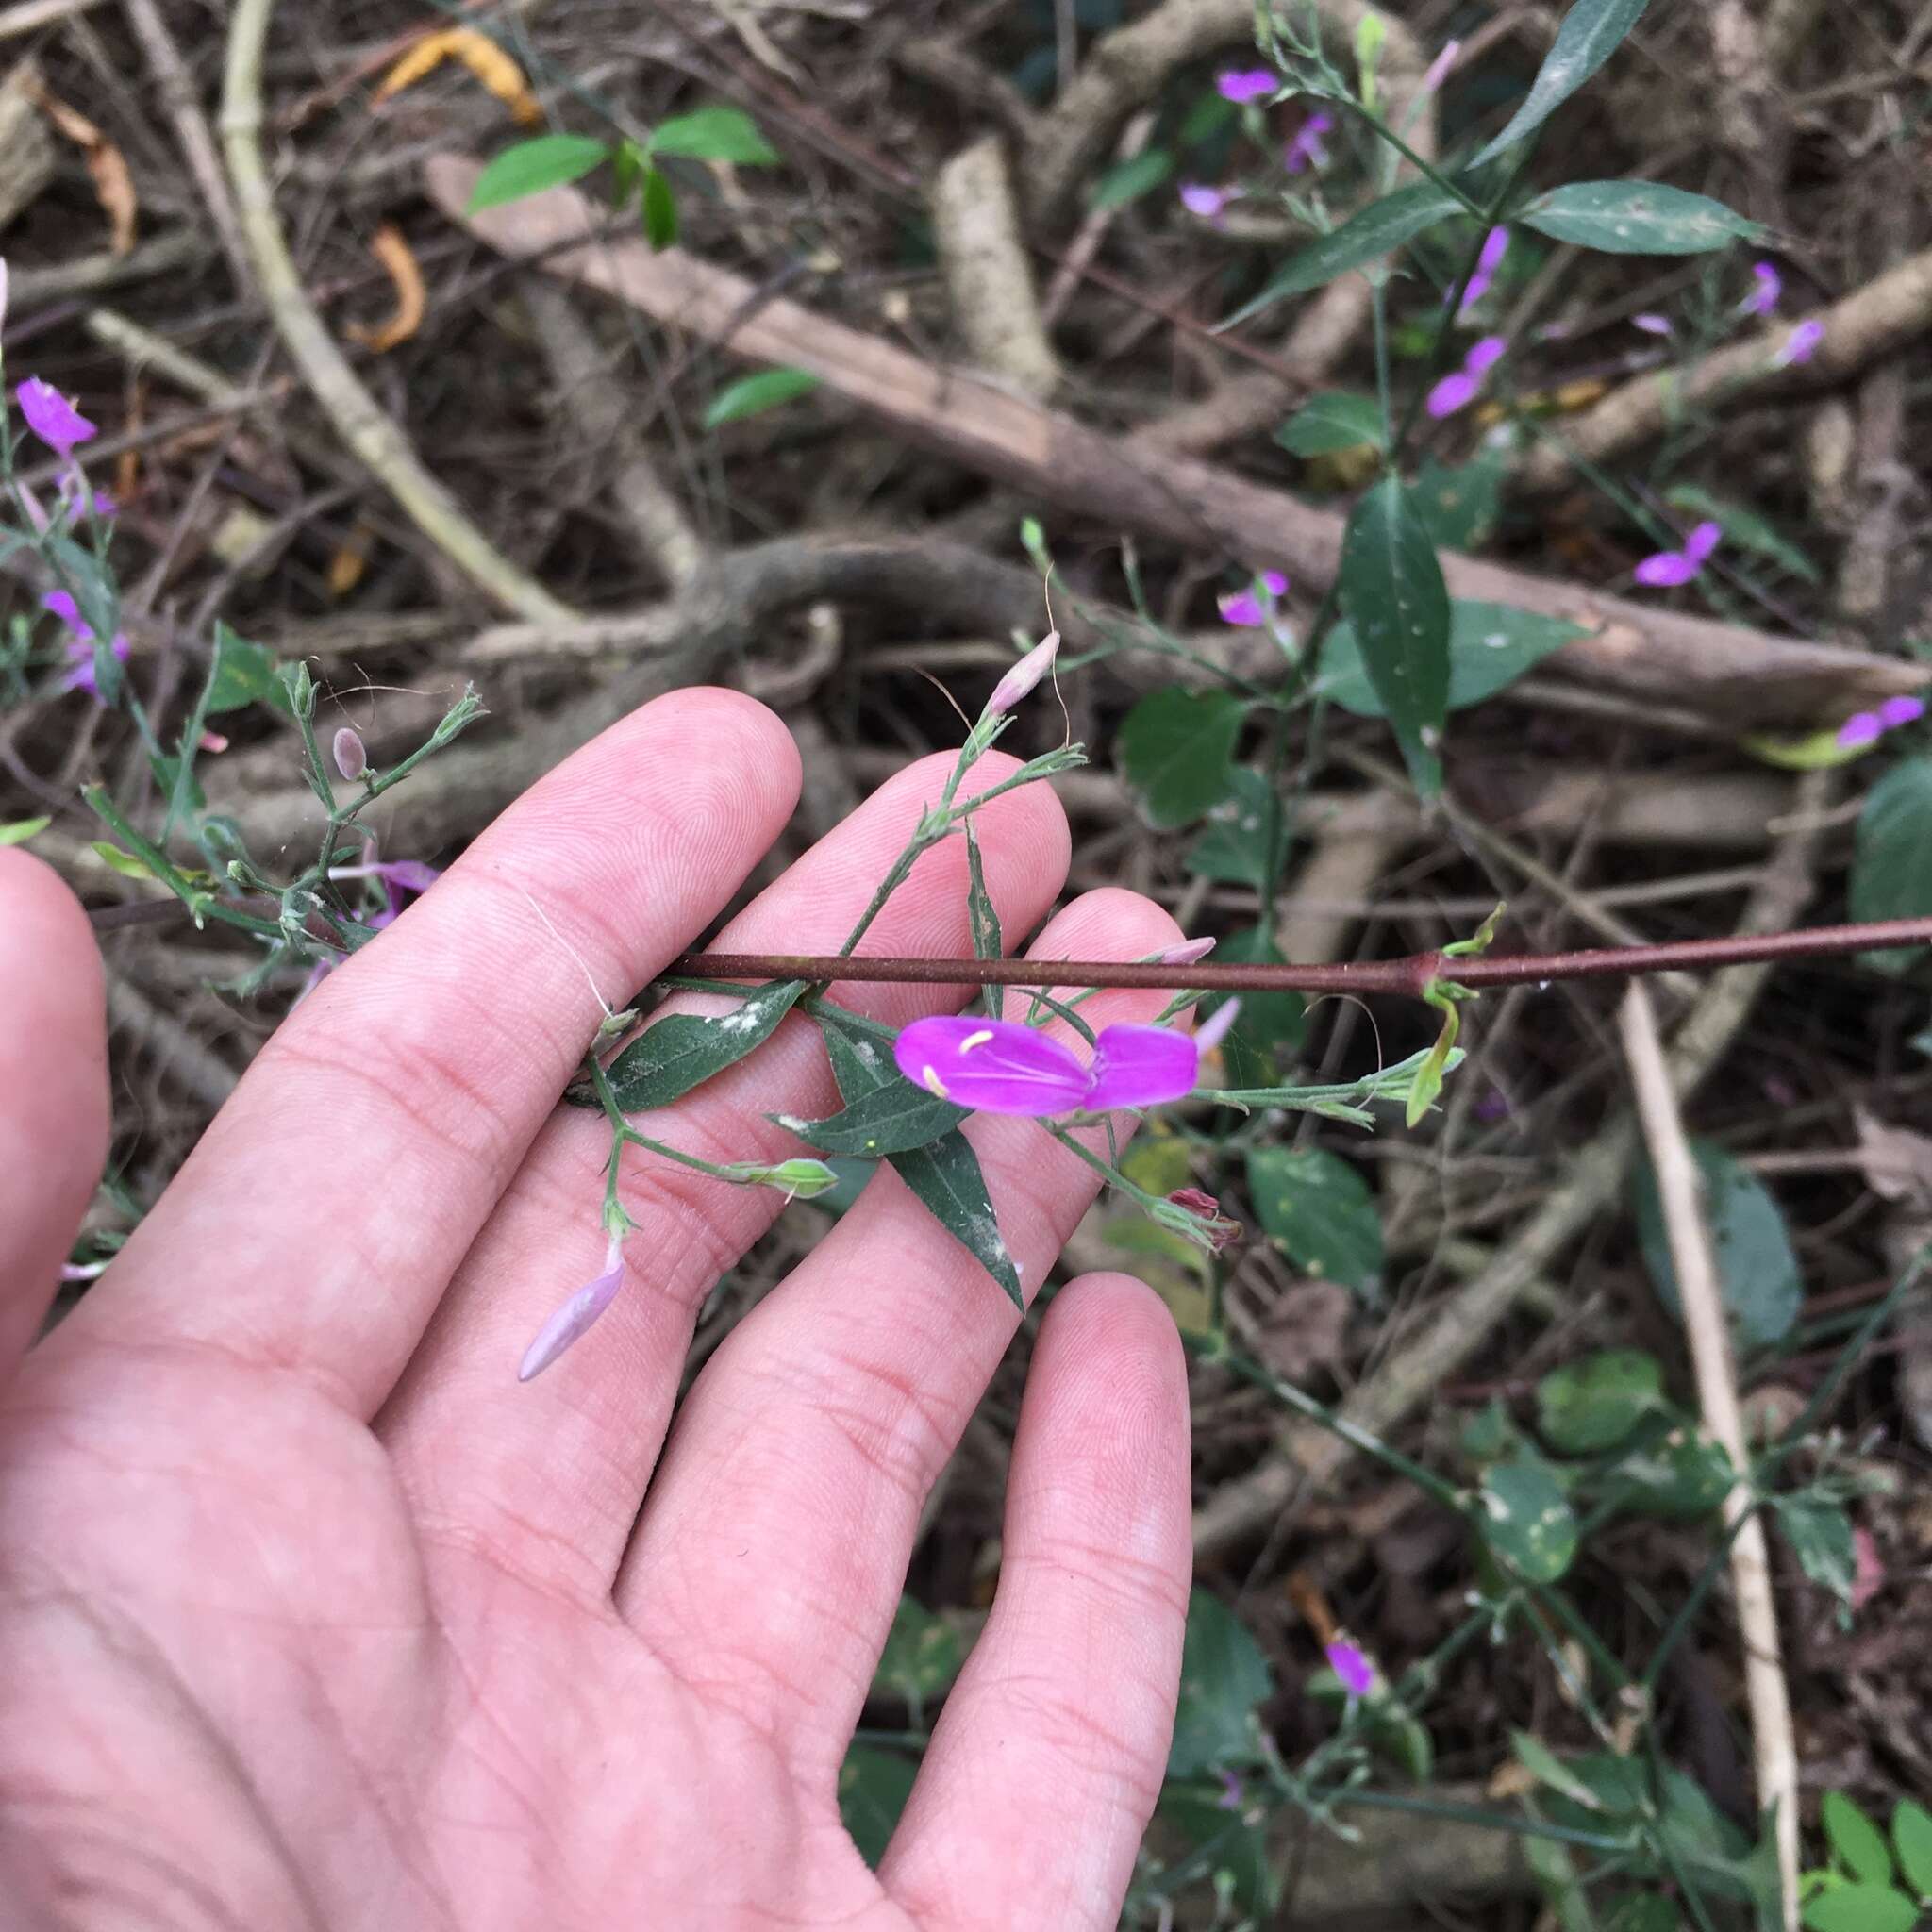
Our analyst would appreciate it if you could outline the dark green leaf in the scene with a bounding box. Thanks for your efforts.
[1155,1791,1278,1915]
[1168,1589,1273,1776]
[1606,1895,1681,1932]
[641,165,678,249]
[1849,757,1932,973]
[1338,475,1451,795]
[1824,1793,1895,1888]
[1277,391,1385,456]
[1611,1412,1734,1520]
[1221,180,1464,326]
[1185,768,1281,892]
[1480,1456,1579,1581]
[1244,1145,1382,1294]
[1665,485,1820,584]
[1118,688,1249,828]
[774,1079,969,1157]
[1513,1731,1612,1810]
[1634,1141,1802,1347]
[1774,1497,1857,1607]
[1411,450,1507,551]
[818,1007,1021,1305]
[205,625,291,716]
[1520,181,1761,255]
[1474,0,1653,165]
[466,133,610,211]
[838,1744,917,1867]
[1891,1799,1932,1900]
[600,979,807,1112]
[702,366,821,428]
[1090,145,1174,208]
[1536,1349,1663,1455]
[873,1594,964,1719]
[648,104,779,165]
[1319,600,1584,718]
[1802,1886,1920,1932]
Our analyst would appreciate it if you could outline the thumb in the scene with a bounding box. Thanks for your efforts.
[0,850,108,1379]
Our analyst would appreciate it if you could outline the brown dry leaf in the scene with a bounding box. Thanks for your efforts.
[346,225,426,353]
[1257,1279,1353,1383]
[23,79,137,253]
[326,523,376,596]
[372,27,541,127]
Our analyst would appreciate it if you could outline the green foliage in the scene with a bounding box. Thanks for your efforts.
[648,104,779,164]
[702,367,822,428]
[0,815,49,845]
[837,1744,917,1866]
[465,133,609,211]
[1118,688,1249,828]
[1824,1793,1897,1888]
[641,165,677,249]
[1518,181,1762,255]
[1774,1496,1857,1606]
[1665,485,1821,583]
[1277,391,1385,456]
[1849,757,1932,972]
[1319,601,1586,718]
[1198,925,1306,1087]
[873,1593,964,1724]
[596,980,807,1113]
[1184,767,1281,891]
[1479,1454,1580,1581]
[1803,1887,1920,1932]
[1411,450,1508,551]
[774,1079,968,1157]
[1244,1145,1382,1294]
[1536,1349,1664,1455]
[1608,1414,1735,1520]
[1474,0,1654,164]
[1895,1800,1932,1901]
[1338,476,1451,796]
[1168,1588,1273,1777]
[1090,146,1174,208]
[1633,1141,1803,1347]
[204,627,291,716]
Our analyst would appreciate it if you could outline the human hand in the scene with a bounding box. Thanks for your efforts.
[0,690,1192,1930]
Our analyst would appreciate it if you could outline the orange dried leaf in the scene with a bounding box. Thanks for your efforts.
[326,524,375,596]
[346,225,426,353]
[372,26,540,126]
[25,79,138,254]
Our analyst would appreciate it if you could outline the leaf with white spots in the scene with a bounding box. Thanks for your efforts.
[1474,0,1653,166]
[773,1078,968,1157]
[594,978,807,1112]
[1318,601,1585,718]
[1536,1349,1663,1455]
[1519,181,1761,256]
[1774,1495,1857,1607]
[1245,1145,1383,1295]
[1480,1455,1579,1582]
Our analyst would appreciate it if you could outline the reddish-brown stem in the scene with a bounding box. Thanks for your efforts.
[672,916,1932,998]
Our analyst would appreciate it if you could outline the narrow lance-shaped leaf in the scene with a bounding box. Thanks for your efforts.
[772,1080,969,1158]
[964,820,1003,1020]
[1474,0,1653,166]
[597,978,807,1113]
[466,133,610,211]
[1338,475,1451,796]
[1849,756,1932,973]
[703,366,821,428]
[1519,181,1761,256]
[1277,391,1385,456]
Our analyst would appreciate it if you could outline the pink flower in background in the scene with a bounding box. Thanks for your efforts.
[1851,1526,1884,1611]
[16,377,96,457]
[1218,568,1289,626]
[1218,68,1278,103]
[1837,694,1924,750]
[1632,313,1674,337]
[1634,520,1721,588]
[1216,1770,1245,1811]
[1457,226,1509,312]
[1426,335,1506,419]
[894,1014,1200,1115]
[1775,319,1824,368]
[1179,181,1229,219]
[519,1235,626,1382]
[1283,112,1333,174]
[1878,695,1926,729]
[1743,261,1781,316]
[299,858,442,1002]
[1420,39,1461,93]
[1167,1186,1242,1252]
[1326,1640,1375,1697]
[1193,996,1241,1054]
[43,589,129,700]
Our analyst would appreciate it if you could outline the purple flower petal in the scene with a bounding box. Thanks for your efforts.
[1217,68,1277,103]
[1477,226,1510,276]
[1158,936,1217,967]
[1745,261,1781,316]
[1633,549,1697,588]
[1260,569,1289,596]
[1218,590,1266,626]
[1283,113,1332,173]
[987,630,1060,716]
[1421,40,1460,92]
[1632,313,1674,336]
[1837,712,1883,749]
[1193,996,1241,1054]
[1179,182,1226,218]
[1777,319,1824,367]
[1464,335,1507,378]
[1457,271,1492,313]
[1084,1024,1199,1110]
[1217,1770,1245,1810]
[1326,1640,1375,1697]
[1683,521,1722,565]
[1876,695,1925,730]
[1425,371,1477,419]
[16,377,97,456]
[42,588,87,635]
[519,1238,626,1381]
[58,632,130,699]
[893,1015,1090,1116]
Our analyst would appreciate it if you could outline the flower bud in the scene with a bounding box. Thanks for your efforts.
[724,1158,841,1200]
[1165,1186,1242,1253]
[332,726,368,781]
[1193,996,1241,1055]
[1157,937,1217,968]
[986,630,1059,718]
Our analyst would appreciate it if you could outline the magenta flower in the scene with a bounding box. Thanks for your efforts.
[1775,318,1824,368]
[1217,1769,1245,1811]
[1743,261,1781,317]
[1457,226,1509,313]
[1179,182,1228,219]
[1327,1639,1375,1697]
[1426,335,1506,420]
[1283,112,1333,174]
[328,857,442,900]
[1632,313,1674,337]
[893,1014,1199,1116]
[1218,568,1289,626]
[1838,694,1925,749]
[1878,695,1925,729]
[1633,520,1721,589]
[1420,39,1461,93]
[43,589,130,700]
[520,1234,626,1382]
[987,629,1060,717]
[1218,68,1277,103]
[16,377,96,457]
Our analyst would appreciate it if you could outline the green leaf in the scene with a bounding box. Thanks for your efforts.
[1221,179,1464,325]
[1774,1497,1857,1607]
[1168,1588,1273,1776]
[1244,1145,1382,1294]
[1513,1731,1612,1810]
[1802,1886,1920,1932]
[1633,1141,1803,1347]
[1824,1793,1895,1888]
[1611,1413,1735,1520]
[837,1744,917,1867]
[1480,1455,1579,1582]
[1277,391,1385,457]
[641,165,677,249]
[1664,485,1820,584]
[1319,600,1584,718]
[1199,925,1305,1089]
[702,367,821,428]
[873,1594,964,1720]
[1520,181,1761,256]
[1338,475,1451,796]
[1185,768,1281,893]
[600,979,807,1112]
[1891,1800,1932,1901]
[466,133,609,212]
[0,816,51,845]
[1411,450,1507,552]
[1118,688,1249,829]
[648,104,779,165]
[1155,1790,1278,1916]
[1536,1349,1663,1455]
[1474,0,1654,165]
[1849,756,1932,973]
[90,840,154,882]
[817,1007,1022,1305]
[774,1079,968,1157]
[1090,145,1173,208]
[204,625,291,716]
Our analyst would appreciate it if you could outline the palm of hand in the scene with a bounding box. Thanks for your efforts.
[0,692,1191,1932]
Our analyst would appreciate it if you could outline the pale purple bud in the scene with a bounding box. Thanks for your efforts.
[1632,313,1674,336]
[1876,695,1925,731]
[1193,996,1241,1055]
[1283,113,1332,174]
[1744,261,1781,316]
[519,1235,625,1382]
[1179,182,1226,218]
[332,726,368,781]
[1425,371,1478,419]
[1326,1639,1375,1697]
[1776,319,1824,367]
[1634,548,1700,588]
[1217,1769,1245,1810]
[1420,39,1460,94]
[1218,68,1277,103]
[1158,937,1217,967]
[1683,521,1722,566]
[1465,335,1507,378]
[1837,712,1883,749]
[16,377,96,457]
[987,630,1059,717]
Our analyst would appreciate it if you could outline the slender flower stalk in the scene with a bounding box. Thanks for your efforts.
[1419,39,1460,94]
